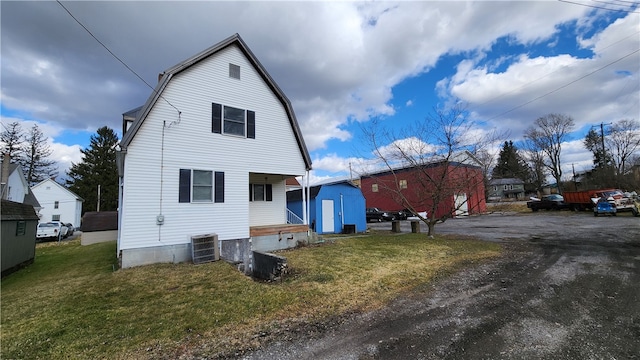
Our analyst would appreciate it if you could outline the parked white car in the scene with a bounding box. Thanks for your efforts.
[36,222,69,242]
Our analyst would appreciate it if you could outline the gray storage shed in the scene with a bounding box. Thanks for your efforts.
[1,199,39,277]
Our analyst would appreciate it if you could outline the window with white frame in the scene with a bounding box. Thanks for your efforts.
[54,201,59,209]
[52,215,61,221]
[192,170,213,201]
[399,179,407,189]
[372,183,379,192]
[223,106,245,136]
[250,183,272,202]
[179,169,225,203]
[212,103,255,139]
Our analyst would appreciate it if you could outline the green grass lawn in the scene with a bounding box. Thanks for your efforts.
[1,234,501,359]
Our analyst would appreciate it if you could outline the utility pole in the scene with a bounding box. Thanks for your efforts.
[592,122,612,168]
[97,184,101,212]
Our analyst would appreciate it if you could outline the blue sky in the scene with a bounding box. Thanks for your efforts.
[1,1,638,184]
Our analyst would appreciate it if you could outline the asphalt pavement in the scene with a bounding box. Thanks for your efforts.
[241,212,640,359]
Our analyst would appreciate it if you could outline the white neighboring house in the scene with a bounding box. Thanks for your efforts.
[1,154,41,212]
[31,178,83,227]
[117,33,312,269]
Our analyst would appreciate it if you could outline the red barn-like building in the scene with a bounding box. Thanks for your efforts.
[361,153,487,219]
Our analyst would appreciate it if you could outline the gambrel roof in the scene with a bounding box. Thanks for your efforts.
[120,33,312,170]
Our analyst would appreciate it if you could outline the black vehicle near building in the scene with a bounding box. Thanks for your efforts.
[366,208,389,222]
[527,194,569,211]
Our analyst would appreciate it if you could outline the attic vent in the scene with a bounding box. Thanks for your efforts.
[229,63,240,79]
[191,234,219,264]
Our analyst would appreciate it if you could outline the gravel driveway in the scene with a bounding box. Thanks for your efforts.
[241,212,640,359]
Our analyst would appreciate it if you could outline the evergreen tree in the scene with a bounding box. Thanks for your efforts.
[584,128,612,169]
[1,122,25,162]
[22,124,57,186]
[491,141,531,180]
[66,127,119,213]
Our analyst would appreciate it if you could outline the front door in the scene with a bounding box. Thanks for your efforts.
[321,199,335,233]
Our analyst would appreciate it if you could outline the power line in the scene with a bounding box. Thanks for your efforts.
[558,0,640,13]
[486,48,640,121]
[55,1,181,116]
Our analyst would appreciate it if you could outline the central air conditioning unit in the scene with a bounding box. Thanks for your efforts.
[191,233,219,264]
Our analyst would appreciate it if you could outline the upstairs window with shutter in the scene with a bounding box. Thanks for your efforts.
[212,103,255,139]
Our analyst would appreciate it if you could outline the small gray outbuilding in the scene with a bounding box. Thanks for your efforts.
[1,199,39,277]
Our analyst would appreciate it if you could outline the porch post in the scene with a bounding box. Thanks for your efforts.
[302,171,308,225]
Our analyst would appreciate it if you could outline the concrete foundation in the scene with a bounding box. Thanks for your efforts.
[251,230,308,253]
[219,238,252,273]
[120,243,192,269]
[81,230,117,245]
[119,229,309,271]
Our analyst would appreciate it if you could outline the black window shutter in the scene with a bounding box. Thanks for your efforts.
[212,103,222,134]
[249,184,253,201]
[214,171,225,203]
[247,110,255,139]
[179,169,191,203]
[266,184,272,201]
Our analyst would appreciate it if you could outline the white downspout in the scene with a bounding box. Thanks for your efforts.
[340,193,344,231]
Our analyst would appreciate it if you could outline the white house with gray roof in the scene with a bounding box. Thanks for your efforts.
[117,34,312,269]
[488,178,526,201]
[31,178,82,226]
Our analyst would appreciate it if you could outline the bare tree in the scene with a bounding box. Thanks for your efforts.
[361,105,502,236]
[1,122,25,161]
[521,137,547,195]
[524,114,575,194]
[22,124,57,186]
[606,119,640,180]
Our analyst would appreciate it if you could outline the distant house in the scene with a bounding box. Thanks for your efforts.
[488,178,525,201]
[285,177,302,192]
[1,154,41,214]
[287,179,366,234]
[31,178,83,227]
[116,34,312,269]
[1,199,39,277]
[360,152,487,219]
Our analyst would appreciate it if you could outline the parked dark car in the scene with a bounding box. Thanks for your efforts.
[65,223,75,237]
[385,209,412,220]
[527,194,569,211]
[366,208,390,222]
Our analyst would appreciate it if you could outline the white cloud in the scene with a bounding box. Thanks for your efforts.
[444,11,639,139]
[4,0,635,181]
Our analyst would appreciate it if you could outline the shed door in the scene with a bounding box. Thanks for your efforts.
[454,193,469,216]
[322,200,335,233]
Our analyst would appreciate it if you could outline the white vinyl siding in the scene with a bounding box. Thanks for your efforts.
[119,44,306,251]
[248,175,286,226]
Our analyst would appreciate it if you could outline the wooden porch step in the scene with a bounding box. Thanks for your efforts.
[250,224,309,237]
